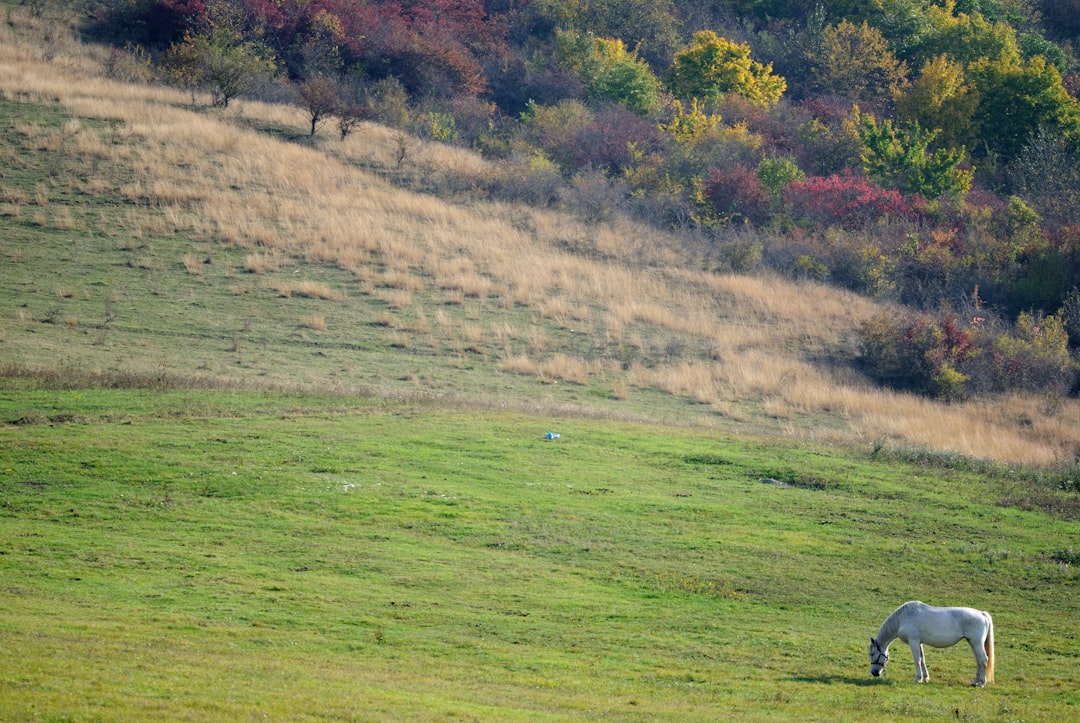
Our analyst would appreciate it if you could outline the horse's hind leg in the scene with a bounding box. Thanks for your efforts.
[968,636,988,687]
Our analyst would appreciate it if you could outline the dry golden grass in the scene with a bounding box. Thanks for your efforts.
[374,287,414,310]
[498,354,537,377]
[182,253,203,275]
[268,280,343,301]
[3,6,1080,466]
[537,353,592,385]
[299,314,327,331]
[244,251,289,275]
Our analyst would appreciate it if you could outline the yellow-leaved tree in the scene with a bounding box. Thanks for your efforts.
[666,31,785,107]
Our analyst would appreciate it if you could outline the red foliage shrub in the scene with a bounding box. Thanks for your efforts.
[786,173,912,229]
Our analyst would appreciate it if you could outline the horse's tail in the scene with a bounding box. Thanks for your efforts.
[984,612,995,684]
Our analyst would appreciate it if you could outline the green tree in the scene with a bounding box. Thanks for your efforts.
[856,108,974,198]
[530,0,682,68]
[756,156,804,207]
[556,33,661,115]
[199,30,277,108]
[829,0,935,56]
[163,29,277,108]
[666,31,786,107]
[163,0,277,109]
[812,20,909,104]
[968,53,1080,161]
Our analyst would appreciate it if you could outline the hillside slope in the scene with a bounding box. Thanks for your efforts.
[1,7,1079,466]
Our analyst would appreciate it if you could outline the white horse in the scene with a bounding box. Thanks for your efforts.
[869,600,994,686]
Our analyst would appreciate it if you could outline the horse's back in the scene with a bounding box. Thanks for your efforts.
[899,602,989,646]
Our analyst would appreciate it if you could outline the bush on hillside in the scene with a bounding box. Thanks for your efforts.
[860,309,1079,400]
[700,165,770,225]
[786,173,912,229]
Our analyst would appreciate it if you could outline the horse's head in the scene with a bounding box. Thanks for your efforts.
[869,637,889,677]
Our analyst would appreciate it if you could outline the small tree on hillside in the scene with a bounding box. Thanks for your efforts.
[297,75,340,136]
[667,31,786,107]
[336,100,370,140]
[165,27,276,108]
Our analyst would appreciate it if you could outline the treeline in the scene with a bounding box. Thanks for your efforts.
[86,0,1080,400]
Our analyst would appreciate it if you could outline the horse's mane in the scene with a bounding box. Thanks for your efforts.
[877,600,924,642]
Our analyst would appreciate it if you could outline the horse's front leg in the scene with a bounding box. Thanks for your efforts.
[909,641,929,682]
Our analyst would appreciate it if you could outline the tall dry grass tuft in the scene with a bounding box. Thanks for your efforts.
[269,280,343,301]
[245,251,289,275]
[182,253,204,275]
[299,314,328,331]
[537,353,592,385]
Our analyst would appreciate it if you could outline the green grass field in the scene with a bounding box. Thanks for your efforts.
[1,389,1077,720]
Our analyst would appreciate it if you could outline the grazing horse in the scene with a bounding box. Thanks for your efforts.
[869,600,994,686]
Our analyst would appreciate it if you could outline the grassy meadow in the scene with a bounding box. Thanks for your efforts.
[1,5,1079,720]
[2,390,1078,721]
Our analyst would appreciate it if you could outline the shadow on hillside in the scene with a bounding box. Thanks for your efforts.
[237,117,312,144]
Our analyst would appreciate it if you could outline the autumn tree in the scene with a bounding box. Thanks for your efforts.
[163,28,276,107]
[347,0,503,100]
[1040,0,1080,42]
[811,20,908,106]
[667,31,786,107]
[894,55,981,151]
[859,312,976,399]
[160,0,277,107]
[658,98,722,144]
[796,105,865,176]
[911,2,1021,67]
[785,173,911,229]
[528,0,683,68]
[700,165,771,225]
[336,99,370,140]
[293,7,346,80]
[296,75,340,136]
